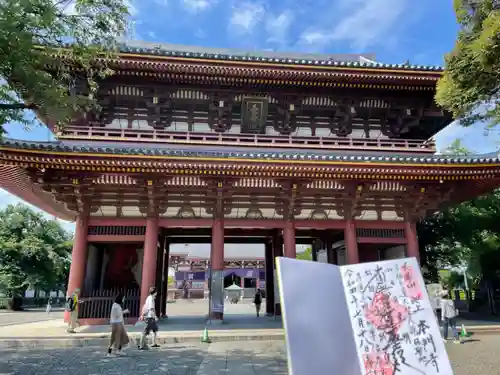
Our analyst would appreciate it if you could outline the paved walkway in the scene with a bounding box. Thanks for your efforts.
[1,335,500,374]
[0,309,64,327]
[1,300,500,349]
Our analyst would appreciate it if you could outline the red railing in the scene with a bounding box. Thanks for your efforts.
[79,288,140,319]
[58,126,436,153]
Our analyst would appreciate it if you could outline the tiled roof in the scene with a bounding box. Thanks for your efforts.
[117,42,443,72]
[1,138,499,165]
[121,41,378,63]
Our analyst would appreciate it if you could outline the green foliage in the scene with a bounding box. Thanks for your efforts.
[0,0,131,133]
[0,204,73,297]
[167,275,174,286]
[419,189,500,285]
[296,247,312,261]
[441,139,472,156]
[436,0,500,127]
[440,270,474,290]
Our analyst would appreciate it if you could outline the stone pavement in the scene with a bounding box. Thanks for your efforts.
[0,309,64,327]
[2,300,500,349]
[0,336,499,374]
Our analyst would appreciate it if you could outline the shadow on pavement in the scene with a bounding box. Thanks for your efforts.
[0,342,288,374]
[79,314,283,334]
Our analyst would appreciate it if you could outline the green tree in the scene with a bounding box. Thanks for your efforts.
[0,0,131,133]
[418,187,500,312]
[436,0,500,126]
[441,139,472,156]
[296,247,312,261]
[0,204,72,310]
[168,275,175,286]
[418,141,500,291]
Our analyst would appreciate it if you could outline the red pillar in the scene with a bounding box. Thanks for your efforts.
[211,219,224,270]
[345,220,359,264]
[283,221,296,258]
[210,218,224,319]
[65,215,88,322]
[66,216,89,295]
[405,221,420,262]
[140,217,159,309]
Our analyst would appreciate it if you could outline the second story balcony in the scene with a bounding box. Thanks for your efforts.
[56,126,436,155]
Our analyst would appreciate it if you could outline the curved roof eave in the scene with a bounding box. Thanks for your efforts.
[0,138,499,166]
[0,165,76,222]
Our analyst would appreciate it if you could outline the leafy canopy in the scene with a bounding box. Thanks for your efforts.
[0,0,131,133]
[418,141,500,285]
[296,247,312,261]
[436,0,500,127]
[0,204,73,296]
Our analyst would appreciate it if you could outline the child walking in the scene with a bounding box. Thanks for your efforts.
[107,293,130,356]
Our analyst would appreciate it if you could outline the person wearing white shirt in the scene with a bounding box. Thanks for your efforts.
[138,287,160,350]
[440,290,461,344]
[107,293,130,356]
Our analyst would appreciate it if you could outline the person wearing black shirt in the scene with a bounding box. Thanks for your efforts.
[253,289,262,317]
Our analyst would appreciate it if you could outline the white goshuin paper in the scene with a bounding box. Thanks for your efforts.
[277,257,454,375]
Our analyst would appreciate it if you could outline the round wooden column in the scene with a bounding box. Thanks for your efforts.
[210,218,224,320]
[140,217,159,309]
[283,221,296,258]
[345,220,359,264]
[66,216,89,295]
[211,219,224,270]
[65,215,88,322]
[405,221,420,262]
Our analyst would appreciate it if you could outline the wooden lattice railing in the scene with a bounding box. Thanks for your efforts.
[79,288,140,319]
[58,126,436,153]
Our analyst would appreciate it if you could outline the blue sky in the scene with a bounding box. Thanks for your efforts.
[1,0,499,229]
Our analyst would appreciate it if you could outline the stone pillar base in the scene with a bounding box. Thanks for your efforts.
[274,303,282,316]
[209,269,224,320]
[210,311,224,320]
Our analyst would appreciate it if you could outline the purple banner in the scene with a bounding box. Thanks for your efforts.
[259,270,266,280]
[175,271,206,281]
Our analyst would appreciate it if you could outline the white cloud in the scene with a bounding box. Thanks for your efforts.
[126,0,138,16]
[194,28,207,38]
[299,0,408,50]
[182,0,216,13]
[265,11,293,46]
[434,121,500,154]
[229,2,265,34]
[300,31,328,46]
[153,0,169,6]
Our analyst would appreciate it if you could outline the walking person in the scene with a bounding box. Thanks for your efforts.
[46,296,52,315]
[441,290,461,344]
[138,287,160,350]
[65,289,81,333]
[107,293,130,357]
[254,289,262,317]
